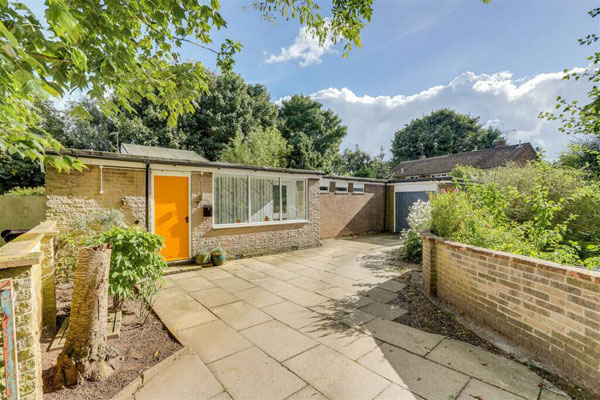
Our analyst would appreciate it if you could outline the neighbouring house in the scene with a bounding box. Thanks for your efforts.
[392,140,537,180]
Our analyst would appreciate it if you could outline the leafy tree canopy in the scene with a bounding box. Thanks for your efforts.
[390,109,503,163]
[220,126,291,167]
[0,0,374,168]
[332,145,391,179]
[557,138,600,179]
[277,95,347,171]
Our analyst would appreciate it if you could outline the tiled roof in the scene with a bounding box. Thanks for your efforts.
[392,143,536,178]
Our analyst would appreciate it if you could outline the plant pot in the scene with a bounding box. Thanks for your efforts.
[195,253,210,265]
[211,253,226,266]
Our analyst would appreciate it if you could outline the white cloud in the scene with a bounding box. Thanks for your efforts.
[294,69,590,159]
[265,25,336,67]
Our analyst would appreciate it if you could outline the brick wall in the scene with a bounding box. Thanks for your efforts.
[421,232,600,393]
[320,182,385,238]
[385,186,394,232]
[191,173,321,257]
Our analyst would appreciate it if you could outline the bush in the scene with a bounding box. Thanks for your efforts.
[398,199,432,263]
[5,186,45,196]
[434,161,600,269]
[99,226,168,311]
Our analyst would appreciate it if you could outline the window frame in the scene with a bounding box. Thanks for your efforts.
[319,179,331,193]
[212,172,309,229]
[334,181,349,194]
[352,182,365,194]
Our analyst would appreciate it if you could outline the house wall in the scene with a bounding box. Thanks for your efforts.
[0,195,46,246]
[320,182,385,239]
[422,232,600,393]
[46,166,321,265]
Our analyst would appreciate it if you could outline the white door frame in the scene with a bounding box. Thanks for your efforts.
[150,170,192,260]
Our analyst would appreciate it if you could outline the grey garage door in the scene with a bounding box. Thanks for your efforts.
[394,191,429,232]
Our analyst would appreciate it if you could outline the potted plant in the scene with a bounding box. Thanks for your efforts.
[195,250,210,265]
[211,247,226,266]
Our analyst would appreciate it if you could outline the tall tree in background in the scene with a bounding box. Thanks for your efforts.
[277,95,347,170]
[332,145,391,179]
[391,109,503,163]
[220,127,291,167]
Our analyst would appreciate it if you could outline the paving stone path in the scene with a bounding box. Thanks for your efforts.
[121,235,570,400]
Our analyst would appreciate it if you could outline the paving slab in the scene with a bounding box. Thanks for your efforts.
[210,392,233,400]
[278,287,329,307]
[241,320,318,361]
[174,275,216,292]
[360,301,407,320]
[261,301,324,329]
[309,301,377,327]
[374,384,423,400]
[284,345,390,400]
[178,320,253,364]
[362,287,398,303]
[457,379,524,400]
[234,287,284,308]
[317,286,356,301]
[198,267,235,280]
[134,348,224,400]
[153,289,217,331]
[169,270,202,280]
[229,267,266,281]
[286,386,327,400]
[364,318,444,356]
[377,280,407,293]
[212,276,256,292]
[208,346,306,400]
[539,388,571,400]
[189,287,240,309]
[211,300,272,330]
[250,276,295,292]
[288,276,335,292]
[300,321,378,360]
[426,338,543,400]
[358,343,469,400]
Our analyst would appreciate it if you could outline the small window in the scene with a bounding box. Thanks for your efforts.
[353,183,364,194]
[335,181,348,194]
[432,173,449,178]
[406,175,420,180]
[320,179,330,193]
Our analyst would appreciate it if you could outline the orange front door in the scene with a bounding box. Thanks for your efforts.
[154,175,189,261]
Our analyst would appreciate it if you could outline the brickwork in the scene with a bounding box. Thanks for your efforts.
[320,182,385,238]
[421,232,600,393]
[191,173,321,257]
[385,185,394,232]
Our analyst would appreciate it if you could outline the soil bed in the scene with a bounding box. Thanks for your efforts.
[388,255,597,400]
[42,282,182,400]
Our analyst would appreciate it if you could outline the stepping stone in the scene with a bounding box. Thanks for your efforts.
[212,276,255,292]
[235,287,284,308]
[277,287,329,307]
[177,320,252,364]
[358,343,469,400]
[362,287,398,303]
[134,348,223,400]
[457,379,523,400]
[364,318,444,356]
[374,384,423,400]
[211,301,272,331]
[241,320,318,361]
[360,301,407,320]
[262,301,324,329]
[426,339,543,400]
[208,346,305,400]
[284,345,390,400]
[189,287,239,309]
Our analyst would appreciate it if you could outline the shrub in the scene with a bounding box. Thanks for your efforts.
[99,226,168,311]
[5,186,45,196]
[398,199,432,263]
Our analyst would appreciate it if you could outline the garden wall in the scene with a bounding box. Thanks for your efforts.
[421,232,600,393]
[320,181,385,238]
[0,195,46,246]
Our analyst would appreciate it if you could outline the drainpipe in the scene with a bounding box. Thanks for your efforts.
[145,163,150,232]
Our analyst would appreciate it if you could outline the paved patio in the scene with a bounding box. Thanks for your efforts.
[127,236,569,400]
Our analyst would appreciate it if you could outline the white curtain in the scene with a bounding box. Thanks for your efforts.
[214,175,248,224]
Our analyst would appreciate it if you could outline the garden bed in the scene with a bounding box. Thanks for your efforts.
[41,283,182,400]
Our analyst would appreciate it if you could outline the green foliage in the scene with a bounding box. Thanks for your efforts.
[99,226,168,311]
[220,126,291,167]
[391,109,503,163]
[557,138,600,179]
[398,200,432,263]
[211,247,225,255]
[195,250,210,264]
[333,145,392,178]
[56,210,128,281]
[431,162,600,269]
[277,95,347,171]
[5,186,44,196]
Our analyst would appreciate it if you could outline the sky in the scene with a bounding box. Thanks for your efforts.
[30,0,599,159]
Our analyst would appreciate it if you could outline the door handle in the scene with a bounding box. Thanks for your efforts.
[185,216,189,223]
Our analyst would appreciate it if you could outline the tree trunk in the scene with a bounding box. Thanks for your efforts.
[55,243,113,389]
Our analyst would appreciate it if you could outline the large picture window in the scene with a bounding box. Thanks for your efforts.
[214,174,307,227]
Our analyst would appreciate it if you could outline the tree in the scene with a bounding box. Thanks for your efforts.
[557,138,600,179]
[277,95,347,170]
[391,109,503,162]
[220,127,291,167]
[332,145,392,179]
[1,1,374,168]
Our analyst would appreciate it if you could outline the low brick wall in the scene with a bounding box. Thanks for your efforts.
[0,221,57,400]
[421,232,600,393]
[320,181,385,239]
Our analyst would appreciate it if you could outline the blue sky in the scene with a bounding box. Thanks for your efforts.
[29,0,599,158]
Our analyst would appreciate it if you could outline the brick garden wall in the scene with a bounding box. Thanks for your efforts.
[320,182,385,239]
[421,232,600,393]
